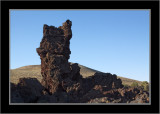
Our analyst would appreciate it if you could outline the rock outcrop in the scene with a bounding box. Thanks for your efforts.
[36,20,124,101]
[86,87,149,103]
[11,78,44,103]
[10,77,149,103]
[36,20,74,94]
[36,20,85,102]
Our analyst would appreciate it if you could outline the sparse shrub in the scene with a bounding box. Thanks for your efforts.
[123,84,130,88]
[141,81,149,91]
[131,82,139,88]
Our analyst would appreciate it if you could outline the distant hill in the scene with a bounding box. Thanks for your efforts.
[10,64,143,86]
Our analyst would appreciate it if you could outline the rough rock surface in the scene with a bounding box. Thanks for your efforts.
[11,20,149,103]
[11,77,149,103]
[36,20,73,94]
[11,78,44,103]
[85,87,149,103]
[36,20,85,102]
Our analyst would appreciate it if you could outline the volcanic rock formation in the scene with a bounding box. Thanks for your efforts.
[11,78,44,103]
[36,20,83,97]
[36,20,124,96]
[10,20,149,103]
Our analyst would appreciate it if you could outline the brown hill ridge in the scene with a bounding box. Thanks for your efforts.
[10,64,142,86]
[10,20,149,103]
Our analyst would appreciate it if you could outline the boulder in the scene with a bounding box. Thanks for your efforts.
[11,78,44,103]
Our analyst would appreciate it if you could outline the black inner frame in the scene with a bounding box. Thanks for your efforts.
[1,1,159,113]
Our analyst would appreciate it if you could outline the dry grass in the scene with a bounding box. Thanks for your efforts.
[10,65,42,84]
[10,64,142,86]
[117,76,142,86]
[78,64,102,78]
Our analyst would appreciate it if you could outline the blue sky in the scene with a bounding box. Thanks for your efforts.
[10,10,150,82]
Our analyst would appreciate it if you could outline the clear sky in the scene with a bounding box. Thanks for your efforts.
[10,10,150,82]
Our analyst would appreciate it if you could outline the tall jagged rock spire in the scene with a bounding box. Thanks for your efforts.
[36,20,75,94]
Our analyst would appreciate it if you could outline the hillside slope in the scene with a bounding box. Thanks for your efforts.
[10,64,142,86]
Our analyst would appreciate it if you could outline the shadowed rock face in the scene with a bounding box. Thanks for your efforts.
[11,78,44,103]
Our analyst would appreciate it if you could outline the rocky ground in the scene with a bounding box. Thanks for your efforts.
[11,75,149,103]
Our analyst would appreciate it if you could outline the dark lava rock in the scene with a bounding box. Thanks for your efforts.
[11,83,24,103]
[84,87,149,103]
[93,73,123,90]
[36,20,85,102]
[11,78,44,103]
[37,94,58,103]
[37,20,74,94]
